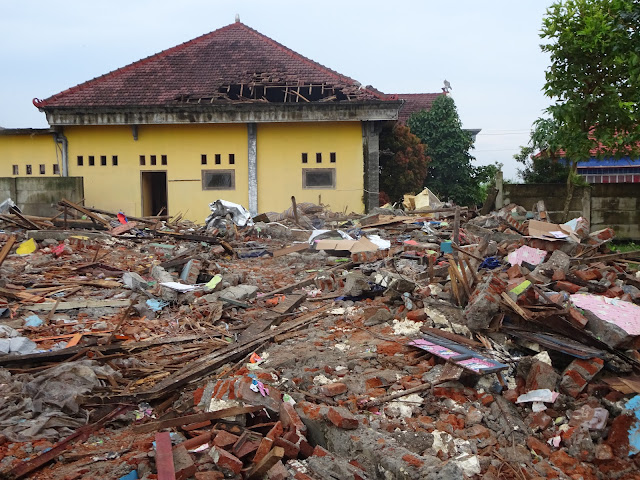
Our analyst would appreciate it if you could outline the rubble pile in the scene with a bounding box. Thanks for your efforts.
[1,198,640,480]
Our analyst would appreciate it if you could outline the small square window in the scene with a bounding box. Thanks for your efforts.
[100,155,106,166]
[26,165,32,175]
[215,154,221,165]
[150,155,157,166]
[201,154,207,165]
[12,165,19,175]
[140,155,145,166]
[39,164,46,175]
[112,155,118,166]
[330,152,336,163]
[302,153,308,164]
[88,156,95,166]
[161,155,167,165]
[202,169,235,190]
[229,153,235,165]
[303,168,335,189]
[77,156,84,166]
[53,164,60,175]
[316,153,322,163]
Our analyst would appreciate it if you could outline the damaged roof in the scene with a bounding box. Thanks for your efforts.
[394,93,444,124]
[34,22,391,108]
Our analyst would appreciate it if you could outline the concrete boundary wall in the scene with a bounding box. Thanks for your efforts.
[0,177,84,217]
[500,183,640,241]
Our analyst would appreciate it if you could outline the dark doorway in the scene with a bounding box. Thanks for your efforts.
[141,171,168,216]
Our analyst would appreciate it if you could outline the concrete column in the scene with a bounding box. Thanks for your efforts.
[495,170,504,209]
[581,186,591,225]
[362,121,380,212]
[247,123,258,216]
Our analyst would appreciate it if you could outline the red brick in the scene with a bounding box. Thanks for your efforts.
[172,445,196,480]
[273,436,300,459]
[552,270,566,281]
[527,411,552,431]
[195,472,224,480]
[567,308,588,329]
[266,461,289,480]
[466,424,491,439]
[606,414,634,457]
[478,393,494,406]
[312,445,331,457]
[574,269,600,282]
[555,281,582,294]
[253,437,274,464]
[406,309,428,321]
[327,407,359,429]
[210,446,243,474]
[281,403,307,433]
[213,430,239,448]
[402,454,424,468]
[266,421,284,441]
[299,436,314,458]
[376,341,406,356]
[507,264,523,279]
[365,377,383,389]
[549,449,578,470]
[527,436,551,457]
[320,382,348,397]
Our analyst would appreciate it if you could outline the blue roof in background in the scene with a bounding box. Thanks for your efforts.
[576,156,640,167]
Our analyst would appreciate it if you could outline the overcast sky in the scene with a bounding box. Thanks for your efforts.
[0,1,557,181]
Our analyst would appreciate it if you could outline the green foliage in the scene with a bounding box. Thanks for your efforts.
[378,124,430,205]
[541,0,640,162]
[408,95,496,206]
[515,118,571,183]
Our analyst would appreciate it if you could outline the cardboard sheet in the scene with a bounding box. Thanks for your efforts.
[528,219,579,242]
[314,237,379,253]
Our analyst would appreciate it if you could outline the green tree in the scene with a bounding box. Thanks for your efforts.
[408,95,495,206]
[540,0,640,218]
[514,118,571,183]
[378,124,430,205]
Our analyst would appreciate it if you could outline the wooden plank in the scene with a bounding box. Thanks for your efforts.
[246,446,285,479]
[500,292,532,321]
[272,294,306,314]
[59,198,111,227]
[272,243,309,257]
[0,235,17,267]
[155,432,176,480]
[571,250,640,265]
[24,299,132,311]
[10,207,41,230]
[135,405,264,434]
[0,287,46,303]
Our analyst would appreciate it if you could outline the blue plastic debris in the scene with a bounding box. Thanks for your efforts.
[146,299,169,312]
[118,471,138,480]
[480,256,501,270]
[626,395,640,456]
[24,315,44,327]
[440,241,453,254]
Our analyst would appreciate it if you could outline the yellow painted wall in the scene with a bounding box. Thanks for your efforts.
[0,133,60,177]
[256,122,364,214]
[65,124,248,221]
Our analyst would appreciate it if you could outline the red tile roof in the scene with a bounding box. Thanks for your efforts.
[393,93,444,124]
[35,22,388,108]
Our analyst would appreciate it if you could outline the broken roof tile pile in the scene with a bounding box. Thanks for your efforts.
[1,196,640,479]
[35,22,386,109]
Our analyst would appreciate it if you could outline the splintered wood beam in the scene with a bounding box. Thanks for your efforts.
[0,235,17,267]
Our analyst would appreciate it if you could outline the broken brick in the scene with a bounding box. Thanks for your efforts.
[327,406,359,429]
[320,382,348,397]
[210,446,243,474]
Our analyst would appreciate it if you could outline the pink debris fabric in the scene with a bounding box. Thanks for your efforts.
[571,293,640,336]
[507,245,547,266]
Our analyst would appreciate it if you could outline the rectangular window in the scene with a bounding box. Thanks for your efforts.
[229,153,235,165]
[201,154,207,165]
[26,165,32,175]
[77,155,84,166]
[12,165,18,175]
[112,155,118,166]
[161,155,167,165]
[303,168,335,189]
[330,152,336,163]
[150,155,157,166]
[316,153,322,163]
[39,164,46,175]
[140,155,146,166]
[53,164,60,175]
[88,155,95,166]
[302,153,308,164]
[215,154,221,165]
[100,155,107,166]
[202,169,235,190]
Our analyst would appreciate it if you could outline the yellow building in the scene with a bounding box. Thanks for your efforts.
[3,21,413,221]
